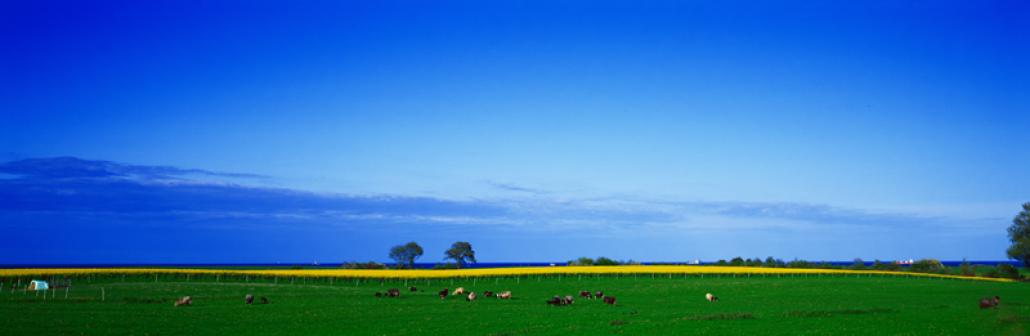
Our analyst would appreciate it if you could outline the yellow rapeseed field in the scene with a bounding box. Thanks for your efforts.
[0,266,1013,282]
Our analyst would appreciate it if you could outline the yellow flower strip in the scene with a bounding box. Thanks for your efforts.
[0,266,1014,282]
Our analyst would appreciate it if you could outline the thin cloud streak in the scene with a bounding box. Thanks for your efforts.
[0,157,980,236]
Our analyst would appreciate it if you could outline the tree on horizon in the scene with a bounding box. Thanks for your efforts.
[1006,202,1030,268]
[444,241,476,268]
[389,242,424,269]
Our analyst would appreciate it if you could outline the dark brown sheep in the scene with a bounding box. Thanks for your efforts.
[579,291,592,299]
[594,291,604,299]
[603,296,616,305]
[386,288,401,297]
[483,290,494,297]
[546,296,562,305]
[409,286,418,292]
[438,288,449,299]
[980,296,1000,309]
[259,297,269,304]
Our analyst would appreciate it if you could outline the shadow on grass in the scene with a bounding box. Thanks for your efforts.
[682,312,755,321]
[122,297,167,304]
[785,308,897,318]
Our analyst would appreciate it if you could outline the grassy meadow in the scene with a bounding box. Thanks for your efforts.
[0,268,1027,335]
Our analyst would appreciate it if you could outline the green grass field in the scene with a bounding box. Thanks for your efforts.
[1,274,1026,335]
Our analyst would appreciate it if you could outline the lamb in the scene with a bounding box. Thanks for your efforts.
[594,291,604,299]
[438,288,449,299]
[452,287,466,296]
[546,296,562,305]
[563,295,574,305]
[467,292,477,301]
[409,286,418,292]
[483,290,494,297]
[497,291,512,299]
[374,292,383,297]
[603,296,616,305]
[259,297,269,304]
[705,293,719,302]
[579,291,592,299]
[245,294,254,304]
[174,296,192,307]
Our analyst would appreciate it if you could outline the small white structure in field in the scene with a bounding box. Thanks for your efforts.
[28,280,49,291]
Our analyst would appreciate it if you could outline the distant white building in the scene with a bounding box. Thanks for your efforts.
[28,280,48,291]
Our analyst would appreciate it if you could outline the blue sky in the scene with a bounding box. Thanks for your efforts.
[1,1,1028,264]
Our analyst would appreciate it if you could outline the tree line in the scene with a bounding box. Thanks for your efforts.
[343,241,477,270]
[340,202,1029,276]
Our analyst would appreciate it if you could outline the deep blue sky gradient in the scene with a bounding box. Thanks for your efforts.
[1,1,1028,263]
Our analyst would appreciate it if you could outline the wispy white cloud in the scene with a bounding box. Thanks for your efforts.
[0,157,993,237]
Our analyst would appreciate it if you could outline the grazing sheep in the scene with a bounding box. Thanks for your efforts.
[497,291,512,299]
[438,288,449,299]
[603,296,616,305]
[386,288,401,297]
[980,296,1001,309]
[579,291,592,299]
[467,292,477,302]
[409,286,418,292]
[452,287,466,296]
[259,297,269,304]
[174,296,192,307]
[705,293,719,302]
[374,292,383,297]
[483,290,494,297]
[245,294,254,305]
[594,291,604,299]
[546,295,577,306]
